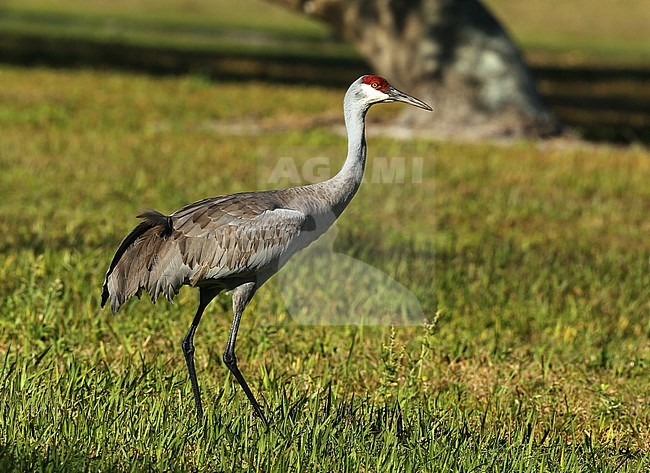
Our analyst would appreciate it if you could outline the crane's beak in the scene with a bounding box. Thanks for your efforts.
[386,87,433,111]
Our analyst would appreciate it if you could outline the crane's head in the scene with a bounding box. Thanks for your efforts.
[353,75,433,111]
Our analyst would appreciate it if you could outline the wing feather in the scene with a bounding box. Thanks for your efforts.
[102,192,307,313]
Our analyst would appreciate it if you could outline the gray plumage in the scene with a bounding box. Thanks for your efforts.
[103,191,308,313]
[101,75,432,427]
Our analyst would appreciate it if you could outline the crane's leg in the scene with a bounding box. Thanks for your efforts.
[223,282,269,428]
[182,288,218,421]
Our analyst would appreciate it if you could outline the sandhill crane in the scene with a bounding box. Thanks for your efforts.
[102,75,432,427]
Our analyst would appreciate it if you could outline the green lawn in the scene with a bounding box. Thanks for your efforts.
[2,0,649,146]
[0,0,342,58]
[0,65,649,471]
[2,0,649,65]
[486,0,650,65]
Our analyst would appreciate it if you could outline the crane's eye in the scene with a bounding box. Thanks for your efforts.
[371,82,380,89]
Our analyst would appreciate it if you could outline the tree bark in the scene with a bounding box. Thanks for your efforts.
[267,0,561,138]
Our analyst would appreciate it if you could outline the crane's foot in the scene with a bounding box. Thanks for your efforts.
[252,404,270,430]
[194,400,204,421]
[223,352,270,429]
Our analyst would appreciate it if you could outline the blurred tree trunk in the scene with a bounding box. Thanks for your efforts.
[266,0,561,138]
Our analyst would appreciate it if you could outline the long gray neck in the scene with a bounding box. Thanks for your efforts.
[337,100,368,185]
[287,87,370,219]
[324,94,369,213]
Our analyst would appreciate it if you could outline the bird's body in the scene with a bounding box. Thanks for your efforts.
[103,179,355,314]
[102,75,432,426]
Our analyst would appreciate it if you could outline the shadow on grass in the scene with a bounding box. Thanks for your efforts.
[0,31,367,85]
[1,31,648,144]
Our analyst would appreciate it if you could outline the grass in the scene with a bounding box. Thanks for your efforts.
[2,0,649,65]
[0,0,325,36]
[486,0,650,65]
[0,64,649,471]
[0,0,343,58]
[1,0,649,145]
